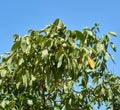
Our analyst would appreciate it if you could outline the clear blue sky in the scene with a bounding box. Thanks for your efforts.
[0,0,120,109]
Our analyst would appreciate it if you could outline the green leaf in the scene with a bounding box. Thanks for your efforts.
[31,74,36,81]
[50,19,59,34]
[57,54,64,68]
[82,78,87,87]
[108,88,112,100]
[26,37,30,45]
[104,52,110,61]
[29,74,36,86]
[76,30,85,42]
[69,38,76,48]
[11,41,20,51]
[86,30,93,36]
[101,86,105,94]
[109,54,115,63]
[109,32,117,37]
[96,43,105,53]
[27,99,33,106]
[57,19,66,31]
[66,30,71,40]
[110,42,116,52]
[1,100,10,108]
[67,58,72,70]
[20,38,27,53]
[0,79,2,85]
[22,74,27,87]
[55,49,63,60]
[70,30,77,39]
[13,34,20,42]
[42,49,48,60]
[26,45,31,54]
[68,98,72,105]
[16,82,21,89]
[63,84,68,93]
[0,70,7,77]
[42,39,52,49]
[92,77,98,84]
[105,34,111,41]
[18,58,24,65]
[15,68,22,83]
[43,25,52,35]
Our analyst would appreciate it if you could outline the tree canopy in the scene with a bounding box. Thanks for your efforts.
[0,19,120,110]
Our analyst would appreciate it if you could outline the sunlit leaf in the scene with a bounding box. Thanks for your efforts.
[1,101,6,108]
[18,58,24,65]
[57,19,66,30]
[57,54,64,68]
[22,74,27,87]
[31,74,36,81]
[1,100,10,108]
[109,32,117,37]
[104,52,110,61]
[86,30,93,36]
[27,100,33,106]
[20,38,27,53]
[16,82,21,89]
[0,70,7,77]
[42,49,48,60]
[108,88,112,100]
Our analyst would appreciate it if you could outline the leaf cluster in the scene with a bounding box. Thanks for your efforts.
[0,19,119,110]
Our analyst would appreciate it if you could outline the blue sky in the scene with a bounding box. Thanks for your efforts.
[0,0,120,109]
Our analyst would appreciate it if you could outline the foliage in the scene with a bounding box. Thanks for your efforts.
[0,19,120,110]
